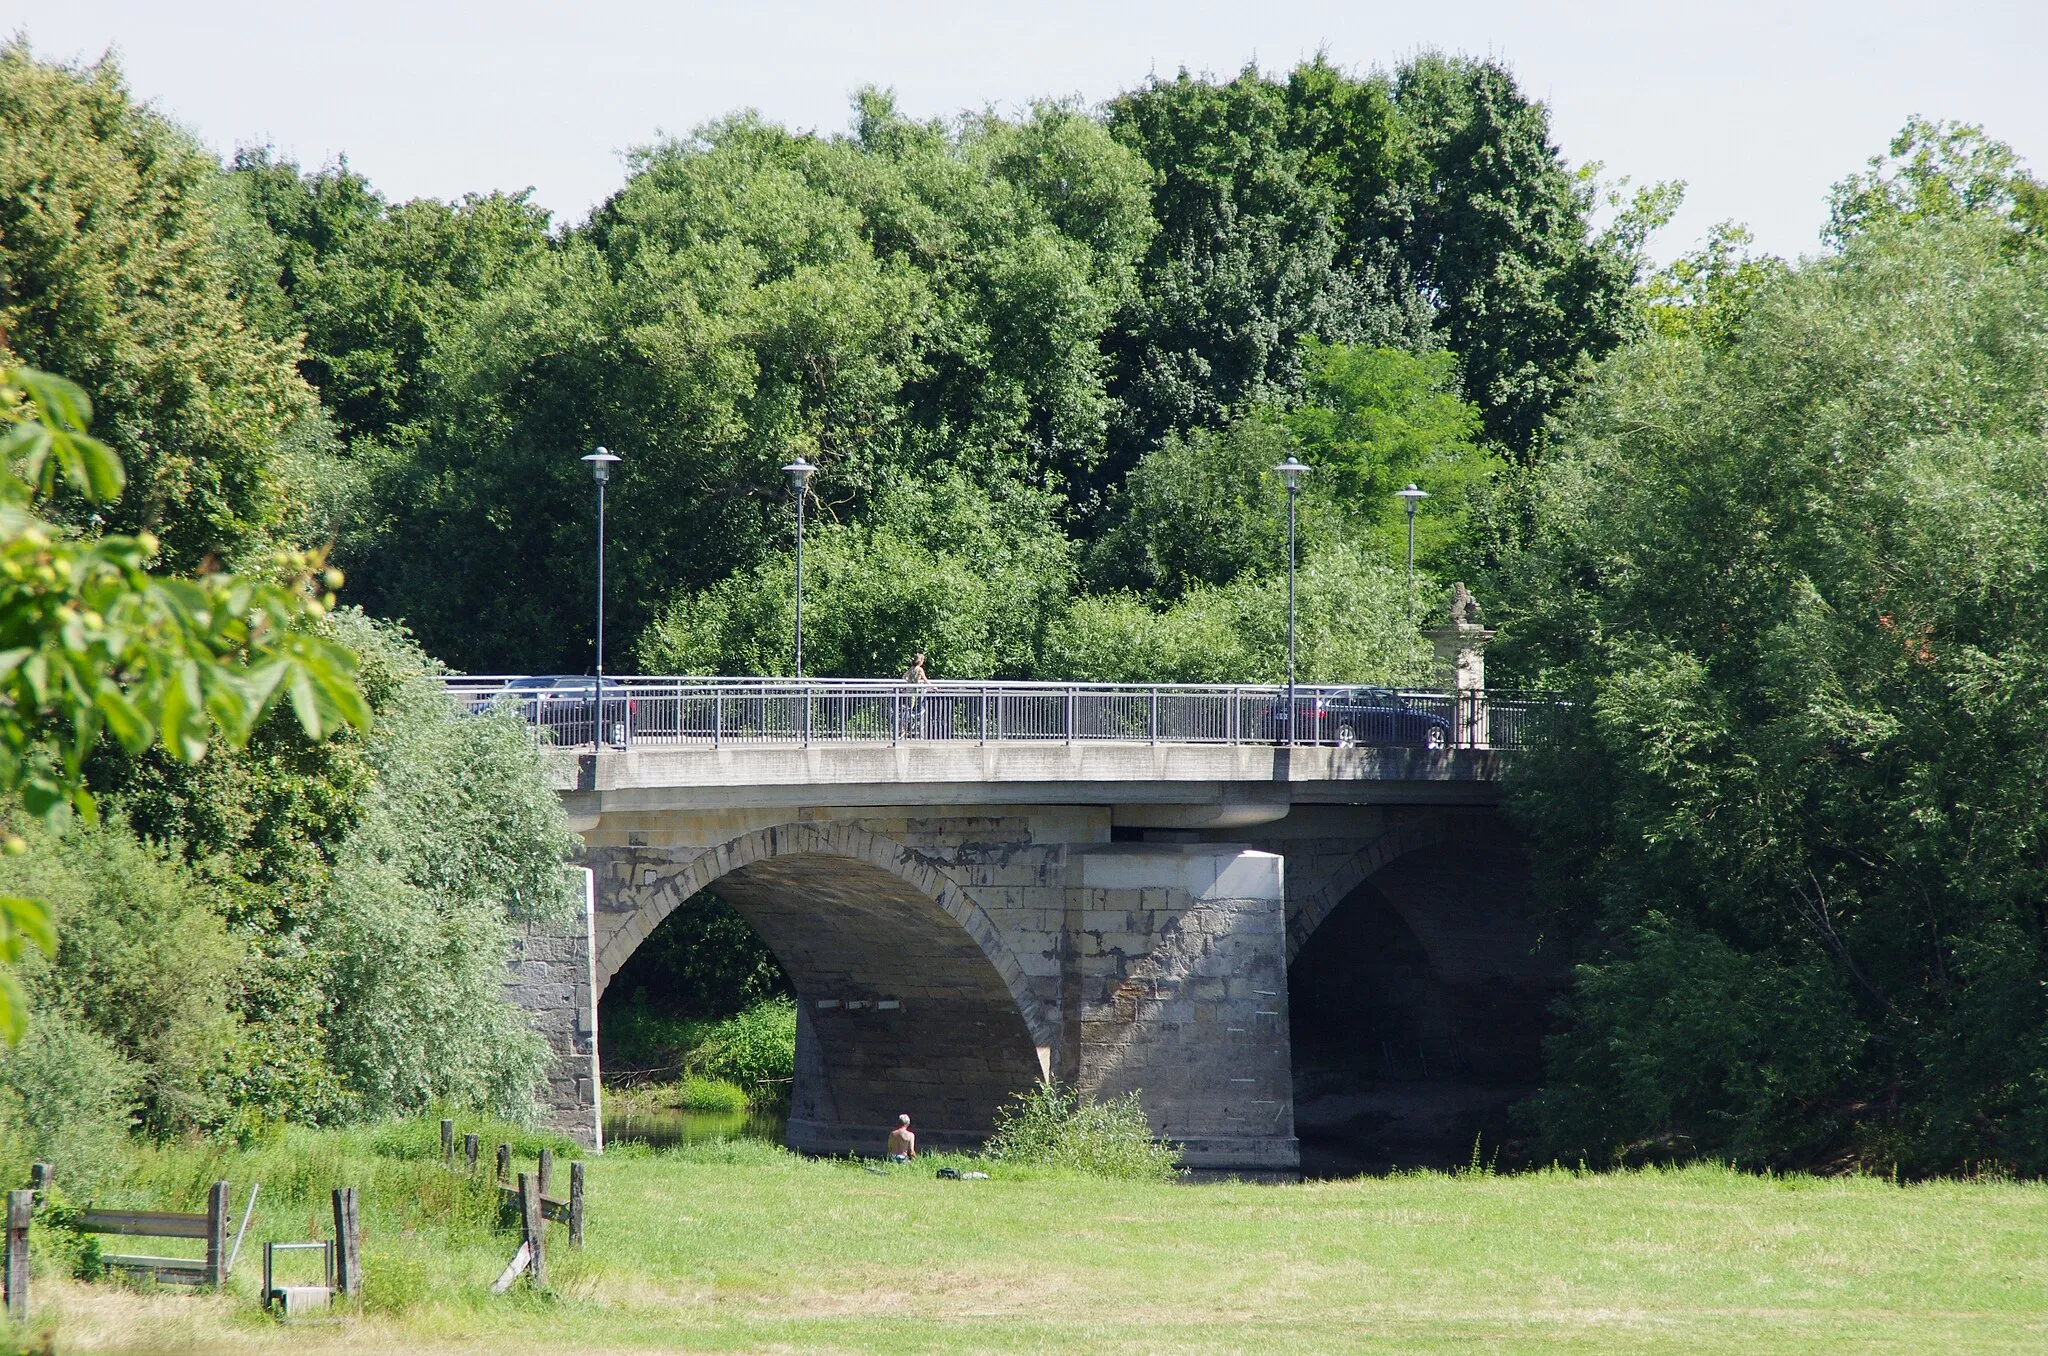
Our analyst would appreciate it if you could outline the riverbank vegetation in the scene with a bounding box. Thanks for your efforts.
[10,1124,2048,1353]
[4,25,2048,1198]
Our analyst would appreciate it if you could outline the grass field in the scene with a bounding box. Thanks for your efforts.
[12,1127,2048,1354]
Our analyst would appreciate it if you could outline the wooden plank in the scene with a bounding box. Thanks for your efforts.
[332,1188,361,1300]
[537,1148,553,1198]
[81,1210,210,1239]
[205,1182,228,1286]
[104,1254,206,1272]
[569,1160,585,1249]
[519,1173,546,1291]
[488,1240,532,1295]
[499,1183,569,1216]
[6,1189,31,1320]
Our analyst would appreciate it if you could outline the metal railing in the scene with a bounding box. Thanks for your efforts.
[435,676,1555,752]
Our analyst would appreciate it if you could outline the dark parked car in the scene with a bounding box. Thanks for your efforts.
[473,675,636,745]
[1261,687,1451,748]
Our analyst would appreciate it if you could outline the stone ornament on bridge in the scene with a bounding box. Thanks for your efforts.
[1426,583,1496,746]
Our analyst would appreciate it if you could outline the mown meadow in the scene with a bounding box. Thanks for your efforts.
[9,1123,2047,1355]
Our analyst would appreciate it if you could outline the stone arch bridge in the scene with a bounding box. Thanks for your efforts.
[485,678,1558,1176]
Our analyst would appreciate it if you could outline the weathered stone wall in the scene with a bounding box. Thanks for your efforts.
[510,797,1535,1172]
[504,899,602,1145]
[562,808,1296,1171]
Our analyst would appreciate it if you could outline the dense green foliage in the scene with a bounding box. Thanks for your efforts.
[984,1079,1181,1181]
[0,45,333,569]
[22,31,2048,1187]
[0,612,577,1169]
[1102,54,1656,468]
[601,997,798,1104]
[1499,181,2048,1172]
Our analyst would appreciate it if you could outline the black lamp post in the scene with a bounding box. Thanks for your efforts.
[1273,455,1308,744]
[782,457,818,678]
[1395,482,1429,616]
[581,447,621,679]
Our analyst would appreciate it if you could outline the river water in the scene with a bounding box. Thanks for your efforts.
[603,1106,787,1149]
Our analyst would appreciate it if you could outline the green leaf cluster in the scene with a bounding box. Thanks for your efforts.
[1498,207,2048,1174]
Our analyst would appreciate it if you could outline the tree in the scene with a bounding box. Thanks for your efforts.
[227,150,554,452]
[0,365,369,1039]
[1102,54,1660,471]
[1285,342,1495,563]
[1042,542,1433,686]
[637,473,1074,679]
[1496,206,2048,1174]
[1101,65,1432,494]
[1386,55,1666,453]
[1086,415,1302,597]
[0,45,328,570]
[1826,116,2048,251]
[359,98,1150,672]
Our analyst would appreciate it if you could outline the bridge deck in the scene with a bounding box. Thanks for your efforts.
[553,741,1507,816]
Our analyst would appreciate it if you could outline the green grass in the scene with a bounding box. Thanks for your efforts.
[12,1127,2048,1353]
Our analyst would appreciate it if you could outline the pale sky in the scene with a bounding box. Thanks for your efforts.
[10,1,2046,264]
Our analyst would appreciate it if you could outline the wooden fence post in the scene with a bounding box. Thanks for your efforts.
[332,1188,361,1301]
[27,1164,50,1202]
[537,1148,553,1198]
[5,1189,30,1320]
[441,1119,454,1168]
[204,1181,229,1287]
[495,1143,510,1184]
[464,1134,479,1172]
[568,1161,585,1250]
[518,1172,546,1291]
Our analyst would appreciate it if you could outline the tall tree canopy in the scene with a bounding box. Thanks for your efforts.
[0,43,326,569]
[350,95,1153,672]
[1103,53,1655,478]
[1497,194,2048,1173]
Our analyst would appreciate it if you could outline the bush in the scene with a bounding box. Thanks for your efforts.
[688,999,797,1094]
[1043,542,1434,685]
[673,1076,751,1114]
[0,1007,139,1188]
[984,1080,1180,1181]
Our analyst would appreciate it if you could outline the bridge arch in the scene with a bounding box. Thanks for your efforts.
[594,819,1050,1153]
[1285,817,1473,963]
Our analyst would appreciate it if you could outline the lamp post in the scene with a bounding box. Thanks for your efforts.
[1273,455,1308,745]
[581,447,621,679]
[781,457,819,678]
[1395,483,1429,616]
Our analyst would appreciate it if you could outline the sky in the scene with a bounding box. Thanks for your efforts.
[10,0,2046,264]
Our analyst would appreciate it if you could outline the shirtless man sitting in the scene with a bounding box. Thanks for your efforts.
[886,1114,916,1161]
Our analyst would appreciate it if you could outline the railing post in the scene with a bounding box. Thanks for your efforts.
[892,689,900,746]
[713,690,722,748]
[979,687,988,747]
[1149,688,1158,744]
[1065,687,1075,744]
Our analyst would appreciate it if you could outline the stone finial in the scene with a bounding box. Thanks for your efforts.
[1449,581,1481,627]
[1425,584,1495,696]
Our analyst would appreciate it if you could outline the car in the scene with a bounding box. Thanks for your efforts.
[1261,686,1451,749]
[473,675,637,745]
